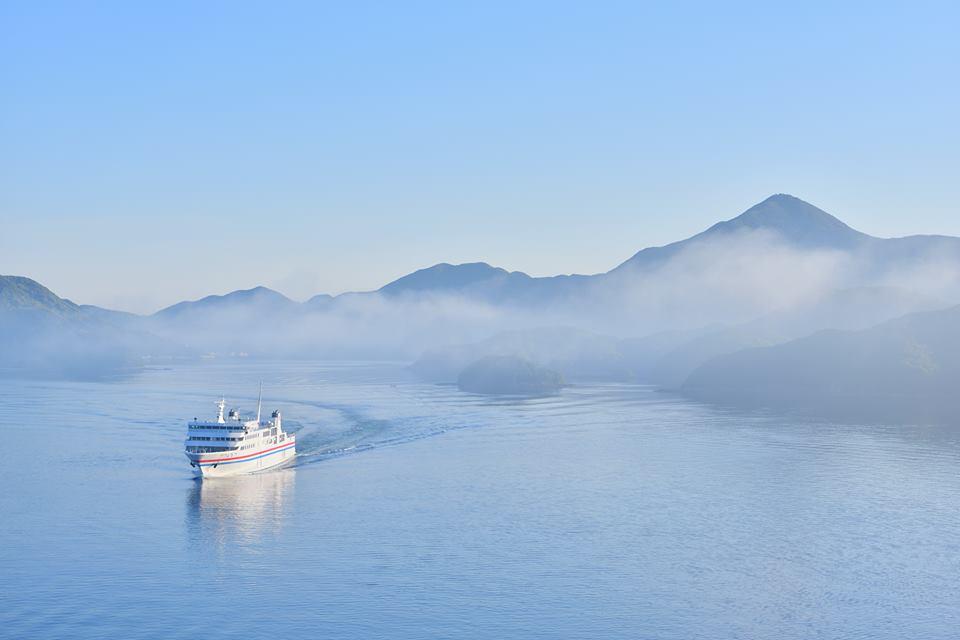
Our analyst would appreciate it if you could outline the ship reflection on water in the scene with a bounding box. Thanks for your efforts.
[185,468,296,547]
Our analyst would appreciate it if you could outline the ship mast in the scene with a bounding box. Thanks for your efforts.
[256,381,262,424]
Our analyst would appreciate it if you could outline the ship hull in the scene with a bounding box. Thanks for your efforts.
[189,442,296,478]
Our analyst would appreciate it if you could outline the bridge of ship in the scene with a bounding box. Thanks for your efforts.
[185,420,288,454]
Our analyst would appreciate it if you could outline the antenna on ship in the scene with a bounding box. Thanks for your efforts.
[256,381,262,424]
[216,397,226,424]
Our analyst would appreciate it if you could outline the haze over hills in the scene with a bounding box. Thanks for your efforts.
[141,193,960,316]
[683,303,960,421]
[375,194,873,303]
[643,285,946,389]
[411,284,946,393]
[0,275,143,329]
[690,194,870,250]
[607,194,869,277]
[403,195,960,395]
[362,194,960,319]
[5,193,960,411]
[412,327,635,384]
[0,275,182,377]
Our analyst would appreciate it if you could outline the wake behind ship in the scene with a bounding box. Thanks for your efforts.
[184,392,296,478]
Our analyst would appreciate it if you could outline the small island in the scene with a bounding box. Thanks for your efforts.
[457,355,564,395]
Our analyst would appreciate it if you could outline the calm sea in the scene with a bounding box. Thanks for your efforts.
[2,361,959,639]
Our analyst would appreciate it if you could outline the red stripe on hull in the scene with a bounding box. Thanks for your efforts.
[196,440,296,464]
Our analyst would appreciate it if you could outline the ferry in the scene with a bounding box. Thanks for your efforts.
[184,387,296,478]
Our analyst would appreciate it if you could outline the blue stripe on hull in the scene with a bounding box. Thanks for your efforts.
[197,444,295,467]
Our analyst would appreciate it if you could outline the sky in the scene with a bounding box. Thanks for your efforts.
[2,1,958,313]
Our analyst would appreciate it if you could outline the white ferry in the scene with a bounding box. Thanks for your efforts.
[184,388,296,478]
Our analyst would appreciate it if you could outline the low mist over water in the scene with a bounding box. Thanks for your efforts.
[7,195,960,421]
[2,361,960,639]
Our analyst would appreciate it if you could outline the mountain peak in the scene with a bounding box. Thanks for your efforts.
[706,194,870,248]
[153,285,294,317]
[224,286,289,300]
[611,194,873,274]
[379,262,513,295]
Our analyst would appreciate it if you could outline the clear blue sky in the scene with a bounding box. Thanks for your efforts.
[2,1,957,313]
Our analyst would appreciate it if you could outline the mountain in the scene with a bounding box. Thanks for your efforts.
[368,195,960,308]
[410,283,944,390]
[380,262,521,295]
[130,194,960,319]
[609,194,870,275]
[0,275,79,317]
[682,304,960,421]
[377,261,592,306]
[698,194,870,250]
[375,195,859,304]
[0,275,137,325]
[0,275,179,378]
[645,285,945,389]
[304,293,334,309]
[146,286,305,357]
[154,286,297,319]
[7,193,960,377]
[603,193,946,307]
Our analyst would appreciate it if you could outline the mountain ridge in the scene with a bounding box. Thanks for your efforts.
[153,285,297,318]
[7,193,960,318]
[0,275,80,317]
[6,193,960,383]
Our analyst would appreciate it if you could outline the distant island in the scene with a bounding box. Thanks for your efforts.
[457,356,564,395]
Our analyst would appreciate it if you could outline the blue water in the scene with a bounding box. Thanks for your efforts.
[2,361,960,639]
